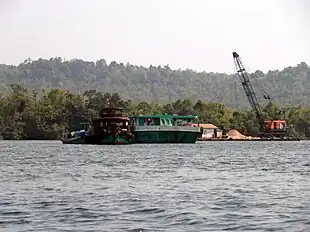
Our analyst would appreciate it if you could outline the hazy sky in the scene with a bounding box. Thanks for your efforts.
[0,0,309,73]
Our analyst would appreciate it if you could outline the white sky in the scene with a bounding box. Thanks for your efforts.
[0,0,309,73]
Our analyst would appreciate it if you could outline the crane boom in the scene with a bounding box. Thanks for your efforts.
[232,52,266,131]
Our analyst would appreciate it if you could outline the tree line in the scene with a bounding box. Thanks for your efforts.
[0,84,309,140]
[0,57,310,108]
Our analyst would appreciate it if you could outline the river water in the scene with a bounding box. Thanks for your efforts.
[0,141,309,232]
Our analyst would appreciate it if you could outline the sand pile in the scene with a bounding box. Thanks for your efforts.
[227,129,251,140]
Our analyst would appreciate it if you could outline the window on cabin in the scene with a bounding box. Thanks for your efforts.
[153,118,160,125]
[161,118,172,126]
[144,118,153,126]
[160,118,165,125]
[130,118,137,126]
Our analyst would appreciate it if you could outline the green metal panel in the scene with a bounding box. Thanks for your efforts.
[133,130,200,143]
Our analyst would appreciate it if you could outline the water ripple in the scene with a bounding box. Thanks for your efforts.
[0,140,309,232]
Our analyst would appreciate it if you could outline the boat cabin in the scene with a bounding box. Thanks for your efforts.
[130,114,199,127]
[91,117,130,133]
[100,107,124,117]
[89,107,131,135]
[172,115,199,126]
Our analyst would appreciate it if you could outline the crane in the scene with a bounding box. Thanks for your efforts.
[232,52,288,139]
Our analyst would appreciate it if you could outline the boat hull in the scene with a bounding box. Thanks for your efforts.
[61,134,133,145]
[61,137,85,144]
[133,126,201,143]
[97,134,133,145]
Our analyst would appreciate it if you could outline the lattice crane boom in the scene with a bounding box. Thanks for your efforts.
[232,52,266,132]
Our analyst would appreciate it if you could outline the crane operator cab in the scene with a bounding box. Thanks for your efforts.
[264,120,287,133]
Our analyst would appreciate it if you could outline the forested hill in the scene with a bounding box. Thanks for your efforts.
[0,58,309,108]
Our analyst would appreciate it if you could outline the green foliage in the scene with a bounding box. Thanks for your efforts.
[0,84,310,140]
[0,58,310,108]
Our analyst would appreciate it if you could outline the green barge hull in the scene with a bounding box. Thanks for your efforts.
[133,125,201,143]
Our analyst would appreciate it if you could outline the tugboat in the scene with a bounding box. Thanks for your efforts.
[61,107,134,145]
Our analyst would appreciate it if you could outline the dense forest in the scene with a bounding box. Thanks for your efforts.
[0,58,310,108]
[1,84,310,140]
